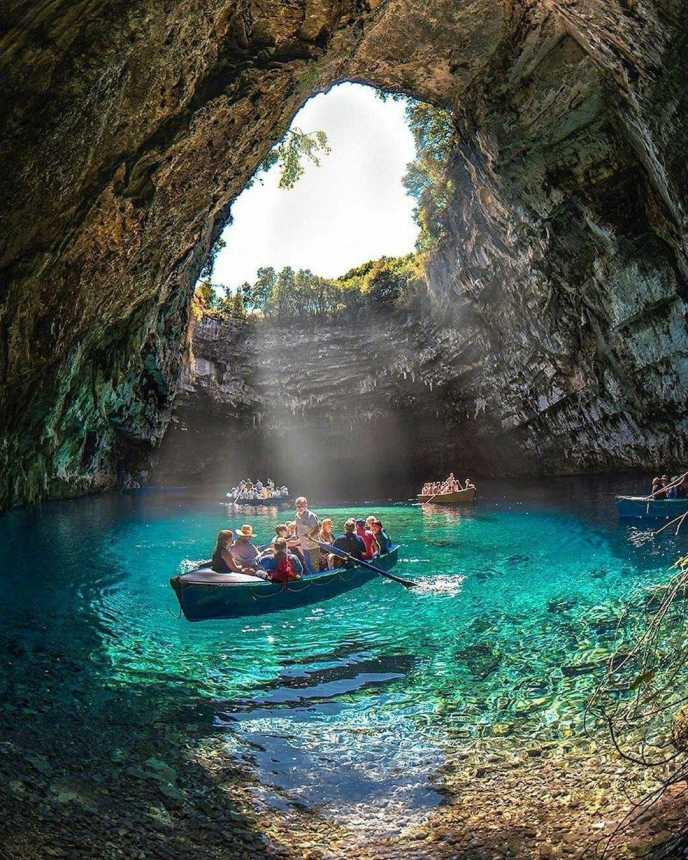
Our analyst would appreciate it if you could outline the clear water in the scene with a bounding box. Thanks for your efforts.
[0,476,683,835]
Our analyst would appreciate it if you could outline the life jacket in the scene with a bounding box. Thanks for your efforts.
[270,553,298,583]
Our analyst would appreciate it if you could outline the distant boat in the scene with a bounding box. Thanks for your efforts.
[616,495,688,520]
[417,487,476,505]
[170,546,400,621]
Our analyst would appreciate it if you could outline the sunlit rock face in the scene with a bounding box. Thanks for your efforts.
[155,311,505,497]
[2,0,687,506]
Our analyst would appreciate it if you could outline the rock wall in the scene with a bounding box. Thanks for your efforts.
[2,1,688,507]
[155,310,503,497]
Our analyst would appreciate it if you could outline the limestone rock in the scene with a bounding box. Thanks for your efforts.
[2,1,688,507]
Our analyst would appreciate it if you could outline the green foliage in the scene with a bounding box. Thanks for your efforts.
[199,237,226,281]
[195,281,217,310]
[230,291,245,318]
[213,254,424,322]
[402,100,457,252]
[258,127,331,190]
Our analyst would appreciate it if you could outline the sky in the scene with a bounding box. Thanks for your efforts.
[211,83,419,291]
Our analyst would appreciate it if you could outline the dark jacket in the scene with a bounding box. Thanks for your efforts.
[375,529,392,555]
[332,532,366,563]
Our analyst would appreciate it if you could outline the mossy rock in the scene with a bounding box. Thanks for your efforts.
[671,705,688,751]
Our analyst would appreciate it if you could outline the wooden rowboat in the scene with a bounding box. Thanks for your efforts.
[417,487,476,505]
[616,496,688,520]
[170,546,400,621]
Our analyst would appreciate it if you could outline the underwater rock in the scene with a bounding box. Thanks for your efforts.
[671,705,688,752]
[455,642,502,680]
[548,597,577,614]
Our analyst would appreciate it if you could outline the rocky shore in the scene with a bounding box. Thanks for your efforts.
[2,714,683,860]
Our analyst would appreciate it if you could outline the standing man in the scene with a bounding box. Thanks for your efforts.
[294,496,320,574]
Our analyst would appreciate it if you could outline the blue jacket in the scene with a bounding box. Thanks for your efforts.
[332,532,366,561]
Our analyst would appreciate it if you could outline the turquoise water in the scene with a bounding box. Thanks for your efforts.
[0,477,682,831]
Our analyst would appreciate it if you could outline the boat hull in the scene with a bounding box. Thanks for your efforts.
[171,546,400,621]
[417,488,476,505]
[223,496,291,506]
[616,496,688,520]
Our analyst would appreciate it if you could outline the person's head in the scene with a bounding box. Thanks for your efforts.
[365,516,375,529]
[355,518,366,533]
[237,524,254,541]
[275,524,288,538]
[295,496,308,514]
[371,519,383,534]
[344,518,356,533]
[662,475,670,482]
[273,537,288,559]
[214,529,233,554]
[321,517,333,533]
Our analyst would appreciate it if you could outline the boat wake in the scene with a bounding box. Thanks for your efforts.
[178,558,206,573]
[412,574,465,597]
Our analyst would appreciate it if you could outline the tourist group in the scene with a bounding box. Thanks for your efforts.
[227,478,289,502]
[212,496,392,583]
[421,472,475,496]
[651,472,688,498]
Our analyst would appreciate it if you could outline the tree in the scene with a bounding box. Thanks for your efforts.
[194,280,217,309]
[269,267,297,318]
[243,267,276,312]
[402,100,457,251]
[198,237,226,281]
[231,291,245,318]
[258,127,331,190]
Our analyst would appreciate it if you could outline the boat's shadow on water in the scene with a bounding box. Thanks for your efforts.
[212,650,446,833]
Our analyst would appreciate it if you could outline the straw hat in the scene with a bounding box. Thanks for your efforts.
[238,524,254,537]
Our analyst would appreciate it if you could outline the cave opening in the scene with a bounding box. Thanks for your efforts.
[154,82,464,501]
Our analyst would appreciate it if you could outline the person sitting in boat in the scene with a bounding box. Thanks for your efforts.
[677,474,688,498]
[211,530,249,574]
[355,518,377,560]
[260,538,303,582]
[319,518,335,544]
[328,518,365,569]
[465,477,475,489]
[370,519,391,555]
[318,518,335,569]
[272,524,289,546]
[653,475,669,499]
[231,524,260,571]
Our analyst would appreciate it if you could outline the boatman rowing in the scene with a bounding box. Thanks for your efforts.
[294,496,320,574]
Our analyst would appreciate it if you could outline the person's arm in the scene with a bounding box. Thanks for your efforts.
[221,549,245,573]
[290,554,304,576]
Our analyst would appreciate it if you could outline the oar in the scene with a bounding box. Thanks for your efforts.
[313,539,418,589]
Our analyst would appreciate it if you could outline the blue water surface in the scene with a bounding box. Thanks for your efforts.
[0,475,682,831]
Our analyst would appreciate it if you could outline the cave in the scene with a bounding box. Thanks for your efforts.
[3,1,688,510]
[4,4,688,856]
